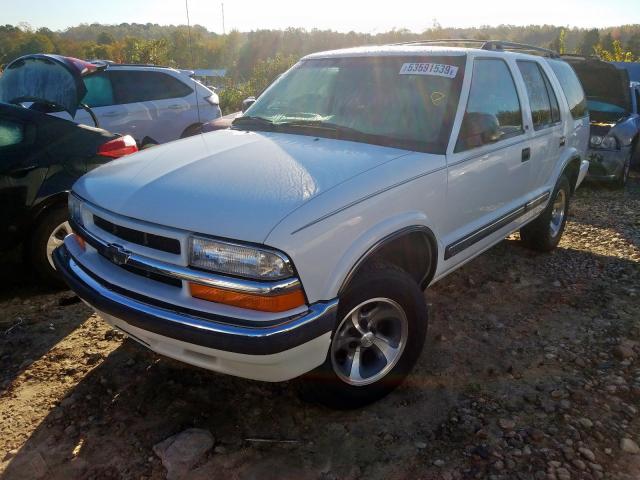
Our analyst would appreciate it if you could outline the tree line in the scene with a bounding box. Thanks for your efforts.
[2,22,640,112]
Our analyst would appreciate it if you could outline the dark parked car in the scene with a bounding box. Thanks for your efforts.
[611,61,640,82]
[0,54,137,285]
[564,56,640,187]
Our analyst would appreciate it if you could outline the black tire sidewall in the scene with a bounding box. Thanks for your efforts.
[303,265,428,409]
[29,206,69,287]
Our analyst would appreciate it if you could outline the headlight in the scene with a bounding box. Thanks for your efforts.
[189,236,295,280]
[590,135,618,149]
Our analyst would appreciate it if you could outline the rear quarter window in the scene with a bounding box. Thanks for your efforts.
[548,60,588,120]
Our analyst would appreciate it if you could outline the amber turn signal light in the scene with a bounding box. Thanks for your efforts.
[71,232,86,251]
[189,283,306,313]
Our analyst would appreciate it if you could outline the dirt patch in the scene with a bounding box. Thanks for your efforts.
[1,176,639,480]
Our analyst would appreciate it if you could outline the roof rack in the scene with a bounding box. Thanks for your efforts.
[388,39,560,58]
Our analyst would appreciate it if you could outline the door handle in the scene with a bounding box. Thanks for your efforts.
[560,136,567,147]
[521,147,531,162]
[168,104,183,110]
[103,111,121,118]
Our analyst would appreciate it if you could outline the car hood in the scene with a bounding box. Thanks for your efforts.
[73,129,409,243]
[564,57,632,112]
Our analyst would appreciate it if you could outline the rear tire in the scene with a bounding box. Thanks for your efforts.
[301,263,428,409]
[520,175,570,252]
[29,206,70,288]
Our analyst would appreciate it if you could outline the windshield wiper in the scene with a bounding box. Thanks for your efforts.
[277,120,366,136]
[231,115,276,129]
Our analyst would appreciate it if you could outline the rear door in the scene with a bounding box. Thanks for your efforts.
[443,57,531,263]
[516,60,564,193]
[109,70,195,144]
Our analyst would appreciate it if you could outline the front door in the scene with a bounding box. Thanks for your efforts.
[443,57,531,264]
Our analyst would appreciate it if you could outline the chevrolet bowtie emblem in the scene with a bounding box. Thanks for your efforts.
[105,243,131,266]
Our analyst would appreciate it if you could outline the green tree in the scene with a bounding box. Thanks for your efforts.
[579,28,600,56]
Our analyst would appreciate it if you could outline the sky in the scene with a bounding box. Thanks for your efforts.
[3,0,640,33]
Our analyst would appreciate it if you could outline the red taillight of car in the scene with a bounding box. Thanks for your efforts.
[97,135,138,158]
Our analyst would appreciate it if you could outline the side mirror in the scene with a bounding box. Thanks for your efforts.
[458,112,502,149]
[242,96,256,112]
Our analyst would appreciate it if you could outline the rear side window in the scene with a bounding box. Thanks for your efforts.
[110,71,193,104]
[517,61,561,130]
[82,72,115,108]
[456,58,523,153]
[0,119,24,148]
[548,60,588,120]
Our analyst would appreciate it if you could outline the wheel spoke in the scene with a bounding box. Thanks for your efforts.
[350,310,367,336]
[347,347,364,382]
[371,335,399,365]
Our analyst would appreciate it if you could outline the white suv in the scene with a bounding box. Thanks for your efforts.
[70,64,221,145]
[55,41,590,408]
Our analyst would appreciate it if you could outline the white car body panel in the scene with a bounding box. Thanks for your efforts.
[73,129,414,244]
[62,45,590,383]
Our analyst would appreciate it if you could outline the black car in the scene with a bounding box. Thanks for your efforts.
[564,56,640,187]
[0,54,138,285]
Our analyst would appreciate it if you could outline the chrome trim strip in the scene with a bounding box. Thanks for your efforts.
[291,165,448,234]
[444,190,550,260]
[525,191,551,210]
[74,222,301,296]
[68,254,338,339]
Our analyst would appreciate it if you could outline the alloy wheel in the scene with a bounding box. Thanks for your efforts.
[330,298,409,386]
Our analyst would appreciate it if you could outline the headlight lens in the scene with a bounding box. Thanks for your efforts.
[189,236,295,280]
[590,135,618,149]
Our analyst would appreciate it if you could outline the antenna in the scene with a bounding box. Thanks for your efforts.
[222,2,226,35]
[185,0,202,125]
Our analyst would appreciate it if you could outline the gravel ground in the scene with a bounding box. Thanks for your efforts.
[0,175,639,480]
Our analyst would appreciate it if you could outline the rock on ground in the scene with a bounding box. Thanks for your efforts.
[153,428,214,480]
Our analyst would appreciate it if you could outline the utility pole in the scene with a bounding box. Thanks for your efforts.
[221,2,226,35]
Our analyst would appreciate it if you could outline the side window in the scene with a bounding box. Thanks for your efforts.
[542,70,561,123]
[635,88,640,114]
[456,59,523,153]
[82,72,115,108]
[111,71,193,104]
[548,60,588,120]
[0,120,24,148]
[517,61,560,130]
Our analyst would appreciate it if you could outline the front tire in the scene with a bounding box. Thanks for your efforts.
[29,206,70,287]
[302,263,428,409]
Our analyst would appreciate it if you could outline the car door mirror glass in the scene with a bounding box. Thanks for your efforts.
[242,96,256,112]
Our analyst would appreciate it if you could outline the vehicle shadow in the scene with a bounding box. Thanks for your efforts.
[2,241,639,479]
[0,248,83,394]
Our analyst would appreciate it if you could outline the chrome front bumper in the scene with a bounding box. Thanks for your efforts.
[53,244,338,356]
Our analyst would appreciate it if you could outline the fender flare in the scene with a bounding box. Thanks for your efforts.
[329,213,440,297]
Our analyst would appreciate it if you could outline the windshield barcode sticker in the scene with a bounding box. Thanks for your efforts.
[399,63,459,78]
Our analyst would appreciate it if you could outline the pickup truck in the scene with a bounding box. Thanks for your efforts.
[55,41,589,408]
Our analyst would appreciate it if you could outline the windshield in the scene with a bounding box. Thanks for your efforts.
[241,56,466,154]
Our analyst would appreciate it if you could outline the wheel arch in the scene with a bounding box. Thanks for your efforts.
[27,190,69,233]
[561,153,582,195]
[180,123,203,138]
[338,225,438,296]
